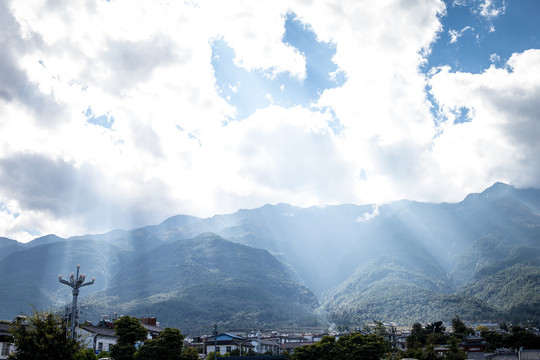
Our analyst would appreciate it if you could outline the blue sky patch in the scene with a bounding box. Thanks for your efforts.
[424,0,540,74]
[84,107,115,129]
[0,202,19,218]
[453,106,473,124]
[212,13,346,120]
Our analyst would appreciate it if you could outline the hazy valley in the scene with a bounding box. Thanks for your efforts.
[1,182,539,334]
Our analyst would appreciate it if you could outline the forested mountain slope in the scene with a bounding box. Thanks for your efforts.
[1,183,539,330]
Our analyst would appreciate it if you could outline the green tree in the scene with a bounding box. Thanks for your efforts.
[425,321,448,345]
[135,327,195,360]
[507,326,540,349]
[373,321,388,336]
[426,321,445,334]
[451,316,469,340]
[420,343,440,360]
[75,348,98,360]
[338,333,388,360]
[407,323,427,349]
[205,351,222,359]
[292,333,388,360]
[8,309,82,360]
[109,316,147,360]
[182,347,199,360]
[446,336,467,360]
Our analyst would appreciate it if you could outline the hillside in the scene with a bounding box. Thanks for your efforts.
[457,247,540,311]
[80,233,319,332]
[0,182,539,331]
[320,255,497,324]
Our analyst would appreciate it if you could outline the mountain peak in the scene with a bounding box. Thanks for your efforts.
[481,182,514,196]
[462,182,513,203]
[26,234,66,247]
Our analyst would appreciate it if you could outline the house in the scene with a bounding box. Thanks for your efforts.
[80,322,118,354]
[309,333,329,343]
[276,334,311,346]
[204,333,255,355]
[0,322,13,360]
[248,338,281,354]
[275,334,313,354]
[140,317,162,340]
[80,316,163,354]
[462,336,490,353]
[280,341,315,354]
[0,316,27,360]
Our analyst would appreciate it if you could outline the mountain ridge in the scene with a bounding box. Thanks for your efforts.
[1,183,539,331]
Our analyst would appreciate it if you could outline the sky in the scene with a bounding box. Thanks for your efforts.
[0,0,539,242]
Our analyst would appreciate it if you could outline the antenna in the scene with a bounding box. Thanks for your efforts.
[58,265,95,339]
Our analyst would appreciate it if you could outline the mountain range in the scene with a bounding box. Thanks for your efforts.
[0,182,539,333]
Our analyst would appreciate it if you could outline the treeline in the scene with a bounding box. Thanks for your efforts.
[290,316,540,360]
[327,283,498,325]
[397,317,471,360]
[7,310,198,360]
[479,325,540,350]
[288,333,388,360]
[401,316,540,360]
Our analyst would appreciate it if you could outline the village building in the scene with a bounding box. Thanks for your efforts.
[204,333,255,355]
[0,322,13,360]
[80,316,163,355]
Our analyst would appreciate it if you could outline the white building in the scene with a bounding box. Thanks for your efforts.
[0,322,13,360]
[80,324,117,354]
[205,333,255,355]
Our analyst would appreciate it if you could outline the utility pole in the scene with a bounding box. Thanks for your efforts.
[213,324,218,360]
[59,264,94,339]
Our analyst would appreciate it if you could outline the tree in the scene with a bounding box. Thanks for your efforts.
[135,328,184,360]
[508,326,540,349]
[182,347,199,360]
[446,336,467,360]
[426,321,445,334]
[373,321,387,336]
[205,351,221,359]
[135,327,196,360]
[425,321,447,345]
[451,316,473,340]
[109,316,147,360]
[451,316,466,334]
[407,322,427,349]
[113,316,148,345]
[8,309,82,360]
[291,335,338,360]
[75,348,98,360]
[292,333,388,360]
[475,325,489,333]
[337,333,388,360]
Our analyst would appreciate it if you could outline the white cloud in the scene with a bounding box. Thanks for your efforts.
[449,26,474,44]
[490,53,501,63]
[479,0,505,19]
[200,0,307,79]
[356,205,380,222]
[429,49,540,192]
[1,0,539,242]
